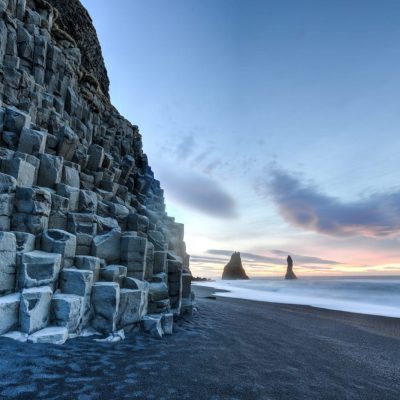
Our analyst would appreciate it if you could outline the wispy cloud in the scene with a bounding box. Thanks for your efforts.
[263,168,400,238]
[157,166,238,218]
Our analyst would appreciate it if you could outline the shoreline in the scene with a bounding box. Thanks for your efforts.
[193,284,400,339]
[0,287,398,399]
[192,278,400,319]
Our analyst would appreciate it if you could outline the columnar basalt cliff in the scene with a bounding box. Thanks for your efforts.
[0,0,192,344]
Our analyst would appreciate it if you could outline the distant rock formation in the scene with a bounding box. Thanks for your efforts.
[285,256,297,280]
[222,252,249,280]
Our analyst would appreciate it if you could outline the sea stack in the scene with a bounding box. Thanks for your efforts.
[222,252,249,280]
[285,255,297,280]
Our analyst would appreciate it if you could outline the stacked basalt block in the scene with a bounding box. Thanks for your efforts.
[0,0,193,344]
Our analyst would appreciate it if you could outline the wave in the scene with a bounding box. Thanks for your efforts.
[194,277,400,318]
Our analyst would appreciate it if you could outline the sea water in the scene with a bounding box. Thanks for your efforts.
[194,276,400,318]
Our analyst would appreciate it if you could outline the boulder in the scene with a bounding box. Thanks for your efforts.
[91,282,120,334]
[161,313,174,335]
[117,288,144,331]
[18,250,62,289]
[28,326,68,345]
[51,293,82,333]
[60,269,93,328]
[19,286,52,334]
[141,314,163,339]
[0,293,20,334]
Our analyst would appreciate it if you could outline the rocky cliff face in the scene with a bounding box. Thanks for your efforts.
[0,0,192,344]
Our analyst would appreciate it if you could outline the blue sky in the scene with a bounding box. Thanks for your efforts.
[82,0,400,277]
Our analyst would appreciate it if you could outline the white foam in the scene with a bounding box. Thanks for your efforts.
[194,277,400,318]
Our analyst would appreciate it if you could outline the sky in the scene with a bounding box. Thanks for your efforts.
[82,0,400,278]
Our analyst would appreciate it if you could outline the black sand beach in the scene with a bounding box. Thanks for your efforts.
[0,285,399,400]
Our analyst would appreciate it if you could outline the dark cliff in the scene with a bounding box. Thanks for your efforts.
[46,0,110,97]
[0,0,192,342]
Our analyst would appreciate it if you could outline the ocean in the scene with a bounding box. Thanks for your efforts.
[194,276,400,318]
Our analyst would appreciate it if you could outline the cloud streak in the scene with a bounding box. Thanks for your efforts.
[266,169,400,238]
[157,166,237,218]
[204,249,340,266]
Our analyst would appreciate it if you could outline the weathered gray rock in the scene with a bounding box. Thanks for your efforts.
[0,292,20,334]
[0,193,14,216]
[79,189,97,213]
[37,153,63,188]
[2,157,36,187]
[161,313,174,335]
[91,282,120,334]
[18,128,47,155]
[141,314,163,339]
[28,326,69,345]
[4,106,30,135]
[86,144,104,171]
[74,255,100,281]
[14,232,35,253]
[0,172,17,194]
[58,126,78,161]
[19,286,52,334]
[18,250,61,289]
[56,184,79,212]
[117,288,145,331]
[62,165,80,188]
[41,229,76,267]
[51,293,82,333]
[0,0,193,343]
[148,281,169,302]
[153,250,167,274]
[91,228,120,263]
[60,268,93,328]
[15,186,51,216]
[120,234,147,279]
[0,231,17,295]
[100,265,127,285]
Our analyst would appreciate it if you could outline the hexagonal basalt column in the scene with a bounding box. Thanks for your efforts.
[41,229,76,268]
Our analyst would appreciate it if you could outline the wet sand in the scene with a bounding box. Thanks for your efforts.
[0,285,399,400]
